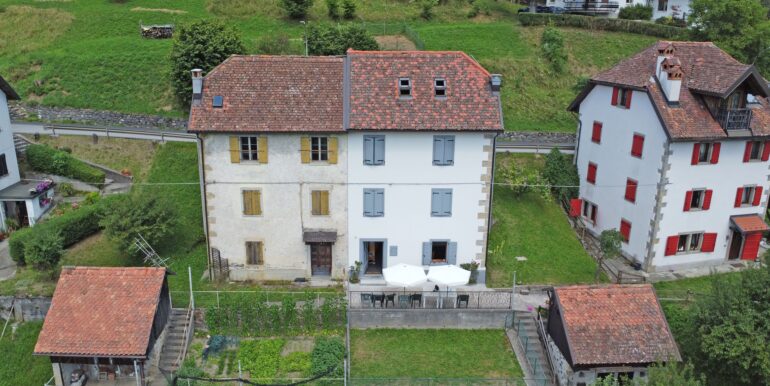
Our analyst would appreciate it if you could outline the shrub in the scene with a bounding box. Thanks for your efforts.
[24,230,63,270]
[100,194,176,256]
[238,339,286,380]
[618,4,653,20]
[518,13,685,39]
[497,158,550,201]
[311,336,344,379]
[26,144,105,184]
[58,182,76,197]
[655,16,687,27]
[341,0,356,19]
[280,0,313,19]
[256,34,294,55]
[325,0,340,19]
[307,24,379,56]
[543,148,579,204]
[419,0,438,20]
[541,26,567,73]
[170,20,245,106]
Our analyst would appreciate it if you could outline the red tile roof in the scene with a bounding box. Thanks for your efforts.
[34,267,167,358]
[347,50,503,131]
[554,284,680,366]
[731,214,770,233]
[188,56,345,133]
[570,41,770,140]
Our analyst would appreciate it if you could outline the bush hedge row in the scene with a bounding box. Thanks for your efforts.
[518,13,686,39]
[26,144,105,184]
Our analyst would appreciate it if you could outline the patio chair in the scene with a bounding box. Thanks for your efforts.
[398,294,411,308]
[410,293,422,308]
[456,294,470,308]
[384,293,396,308]
[360,293,373,308]
[372,293,385,307]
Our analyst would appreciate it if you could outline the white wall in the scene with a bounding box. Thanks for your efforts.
[0,90,21,192]
[26,188,54,226]
[545,0,690,19]
[346,131,492,269]
[652,140,770,269]
[576,85,668,264]
[203,133,348,280]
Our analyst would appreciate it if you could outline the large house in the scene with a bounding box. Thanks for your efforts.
[545,0,691,20]
[0,75,54,230]
[569,41,770,272]
[188,50,503,282]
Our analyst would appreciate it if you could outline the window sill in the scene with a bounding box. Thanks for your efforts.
[433,163,454,167]
[630,154,642,159]
[311,213,331,217]
[625,198,636,204]
[363,163,385,166]
[363,215,384,218]
[242,214,264,218]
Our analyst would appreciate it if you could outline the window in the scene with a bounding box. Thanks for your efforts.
[434,78,446,97]
[620,220,631,243]
[625,178,637,203]
[422,241,458,265]
[433,135,455,166]
[658,0,668,11]
[242,190,262,215]
[311,190,330,215]
[240,136,259,161]
[698,143,711,163]
[399,78,411,98]
[587,162,597,184]
[631,134,644,158]
[582,200,598,224]
[212,95,224,108]
[677,233,702,253]
[431,189,452,217]
[363,135,385,165]
[311,137,329,161]
[363,188,384,217]
[685,189,712,211]
[246,241,264,265]
[0,154,7,177]
[736,185,762,207]
[612,87,633,108]
[667,233,716,255]
[692,142,720,165]
[591,122,602,144]
[432,241,448,262]
[747,141,763,161]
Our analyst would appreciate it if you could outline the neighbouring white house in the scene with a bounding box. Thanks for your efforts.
[0,75,54,231]
[569,41,770,272]
[188,50,503,282]
[544,0,691,19]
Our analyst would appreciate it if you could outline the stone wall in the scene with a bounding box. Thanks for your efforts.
[349,308,511,329]
[0,296,52,321]
[499,132,576,145]
[9,102,187,130]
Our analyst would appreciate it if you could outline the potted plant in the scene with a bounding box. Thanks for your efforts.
[460,260,480,284]
[349,261,362,283]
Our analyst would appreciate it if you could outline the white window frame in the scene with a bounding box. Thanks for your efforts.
[240,136,259,162]
[741,185,756,206]
[582,200,597,224]
[311,136,329,162]
[748,141,763,161]
[398,78,412,98]
[690,188,706,210]
[697,143,712,164]
[676,232,703,254]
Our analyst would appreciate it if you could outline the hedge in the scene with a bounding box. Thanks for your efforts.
[8,196,121,265]
[518,13,686,39]
[26,144,105,184]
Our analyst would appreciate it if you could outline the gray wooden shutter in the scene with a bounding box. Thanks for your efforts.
[422,242,432,265]
[363,189,374,216]
[374,189,385,216]
[433,136,444,165]
[447,242,457,265]
[363,136,374,165]
[360,242,368,273]
[442,190,453,216]
[431,190,441,216]
[444,136,455,165]
[374,136,385,165]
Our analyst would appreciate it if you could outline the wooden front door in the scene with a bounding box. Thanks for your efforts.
[728,230,743,260]
[310,243,332,276]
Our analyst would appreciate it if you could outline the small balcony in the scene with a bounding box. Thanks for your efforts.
[563,0,620,14]
[717,108,753,132]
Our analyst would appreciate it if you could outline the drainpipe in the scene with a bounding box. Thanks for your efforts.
[485,132,500,265]
[573,113,582,167]
[196,134,212,280]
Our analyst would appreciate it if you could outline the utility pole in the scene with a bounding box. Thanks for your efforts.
[300,21,308,56]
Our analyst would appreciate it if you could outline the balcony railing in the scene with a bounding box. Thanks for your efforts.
[563,0,620,14]
[717,108,753,131]
[349,290,513,310]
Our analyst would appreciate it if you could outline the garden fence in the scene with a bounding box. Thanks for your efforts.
[171,290,343,309]
[348,289,513,309]
[349,378,548,385]
[359,21,425,50]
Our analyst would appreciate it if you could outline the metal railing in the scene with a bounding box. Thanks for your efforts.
[717,108,753,131]
[170,290,342,309]
[172,306,195,372]
[44,376,54,386]
[348,290,513,310]
[536,313,557,386]
[11,122,197,143]
[512,312,550,386]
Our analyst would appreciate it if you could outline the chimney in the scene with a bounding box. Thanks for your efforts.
[490,74,502,93]
[191,69,203,106]
[656,42,675,79]
[659,57,683,103]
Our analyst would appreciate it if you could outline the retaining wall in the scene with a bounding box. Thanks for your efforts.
[0,296,52,321]
[349,308,512,329]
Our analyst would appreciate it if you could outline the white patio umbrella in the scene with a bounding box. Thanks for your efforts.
[427,264,471,287]
[382,263,428,287]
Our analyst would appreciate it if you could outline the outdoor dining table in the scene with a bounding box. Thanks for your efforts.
[423,288,457,309]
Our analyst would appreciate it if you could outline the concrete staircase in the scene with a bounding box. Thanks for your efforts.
[511,313,555,386]
[159,308,191,372]
[13,134,30,155]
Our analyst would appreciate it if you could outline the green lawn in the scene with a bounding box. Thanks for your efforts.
[486,153,600,286]
[0,322,53,385]
[350,329,522,380]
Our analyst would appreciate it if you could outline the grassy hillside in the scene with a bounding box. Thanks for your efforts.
[0,0,655,131]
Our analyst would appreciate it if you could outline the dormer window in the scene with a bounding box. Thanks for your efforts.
[399,78,411,98]
[434,78,446,97]
[212,95,224,108]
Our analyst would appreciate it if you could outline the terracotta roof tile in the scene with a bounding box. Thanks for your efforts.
[34,267,167,357]
[554,284,681,366]
[731,214,770,233]
[347,50,502,131]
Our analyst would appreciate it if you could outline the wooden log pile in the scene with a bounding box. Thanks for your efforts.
[140,24,174,39]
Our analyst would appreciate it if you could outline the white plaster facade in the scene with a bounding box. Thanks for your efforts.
[545,0,691,19]
[346,131,494,272]
[201,133,348,280]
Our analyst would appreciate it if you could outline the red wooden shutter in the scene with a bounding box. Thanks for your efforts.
[665,235,679,256]
[611,87,619,106]
[592,122,602,143]
[710,142,721,164]
[587,163,597,184]
[701,233,717,253]
[569,198,582,217]
[625,179,637,202]
[743,142,753,162]
[762,141,770,161]
[741,233,763,260]
[691,143,700,165]
[620,220,631,242]
[703,189,713,210]
[631,134,644,157]
[735,187,744,207]
[683,191,693,211]
[624,89,633,109]
[753,186,763,206]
